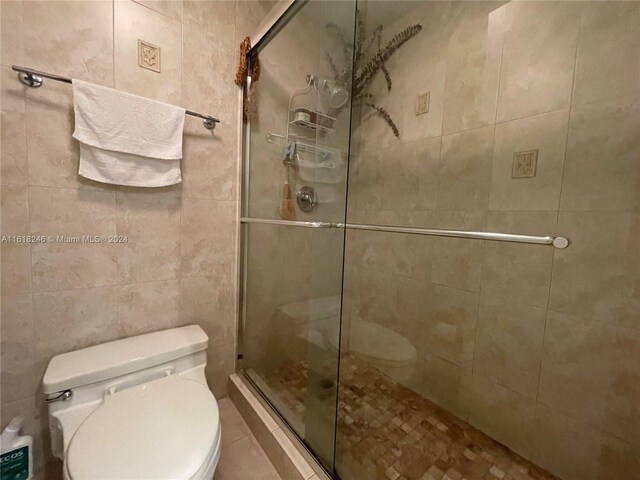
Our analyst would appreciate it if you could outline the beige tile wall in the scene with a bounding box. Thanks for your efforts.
[0,0,275,476]
[345,2,639,480]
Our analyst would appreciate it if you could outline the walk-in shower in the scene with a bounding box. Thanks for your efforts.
[239,2,640,480]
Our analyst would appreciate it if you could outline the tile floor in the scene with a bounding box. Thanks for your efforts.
[215,398,282,480]
[266,356,560,480]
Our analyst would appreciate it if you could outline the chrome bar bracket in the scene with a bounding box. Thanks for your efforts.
[18,71,43,88]
[202,117,217,130]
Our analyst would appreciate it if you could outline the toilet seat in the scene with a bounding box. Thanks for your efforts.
[65,375,220,480]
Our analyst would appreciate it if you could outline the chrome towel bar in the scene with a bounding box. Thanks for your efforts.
[11,65,220,130]
[240,217,569,249]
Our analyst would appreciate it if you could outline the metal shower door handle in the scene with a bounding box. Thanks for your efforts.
[240,218,569,248]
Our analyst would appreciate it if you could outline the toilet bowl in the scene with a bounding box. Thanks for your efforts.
[277,295,417,385]
[322,315,417,385]
[43,326,221,480]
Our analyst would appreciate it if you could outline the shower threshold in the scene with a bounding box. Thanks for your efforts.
[265,355,560,480]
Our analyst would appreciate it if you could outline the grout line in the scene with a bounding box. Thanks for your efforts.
[221,429,252,451]
[494,106,572,126]
[31,283,118,295]
[433,132,444,217]
[20,19,38,395]
[486,0,507,212]
[30,275,187,296]
[112,0,116,88]
[532,7,583,416]
[468,9,504,387]
[25,183,117,195]
[177,11,184,320]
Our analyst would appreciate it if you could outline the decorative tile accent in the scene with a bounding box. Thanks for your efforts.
[138,39,160,73]
[415,92,430,116]
[512,150,538,179]
[266,355,559,480]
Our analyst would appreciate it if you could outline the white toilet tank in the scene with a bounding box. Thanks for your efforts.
[43,325,211,460]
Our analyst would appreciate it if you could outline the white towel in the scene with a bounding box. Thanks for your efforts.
[72,79,186,187]
[78,144,182,188]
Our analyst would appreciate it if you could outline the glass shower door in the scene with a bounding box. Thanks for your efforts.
[337,2,639,480]
[240,1,638,479]
[239,0,356,472]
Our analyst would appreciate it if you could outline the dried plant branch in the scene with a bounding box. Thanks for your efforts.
[377,30,392,91]
[354,13,366,64]
[381,66,392,91]
[326,22,352,80]
[355,91,374,102]
[326,22,349,50]
[326,11,421,138]
[365,102,399,138]
[326,52,340,82]
[354,23,422,95]
[362,25,383,60]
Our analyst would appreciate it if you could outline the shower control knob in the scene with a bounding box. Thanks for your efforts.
[297,186,317,213]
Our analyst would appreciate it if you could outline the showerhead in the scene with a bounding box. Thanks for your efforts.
[307,75,349,109]
[320,79,349,109]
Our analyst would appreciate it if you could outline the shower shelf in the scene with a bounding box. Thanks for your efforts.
[289,108,336,133]
[288,119,335,133]
[267,132,341,163]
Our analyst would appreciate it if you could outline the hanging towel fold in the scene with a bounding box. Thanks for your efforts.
[78,144,182,188]
[72,79,186,187]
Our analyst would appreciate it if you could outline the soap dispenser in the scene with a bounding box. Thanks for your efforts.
[1,417,33,480]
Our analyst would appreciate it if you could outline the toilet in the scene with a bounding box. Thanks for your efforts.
[322,315,418,385]
[42,325,221,480]
[277,295,417,385]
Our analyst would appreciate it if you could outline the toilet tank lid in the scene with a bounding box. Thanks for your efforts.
[43,325,208,394]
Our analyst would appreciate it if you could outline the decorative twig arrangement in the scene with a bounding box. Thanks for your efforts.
[326,12,422,138]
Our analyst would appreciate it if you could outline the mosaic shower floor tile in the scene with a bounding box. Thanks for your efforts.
[266,356,559,480]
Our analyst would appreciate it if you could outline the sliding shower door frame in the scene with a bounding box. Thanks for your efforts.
[236,1,357,478]
[236,0,309,373]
